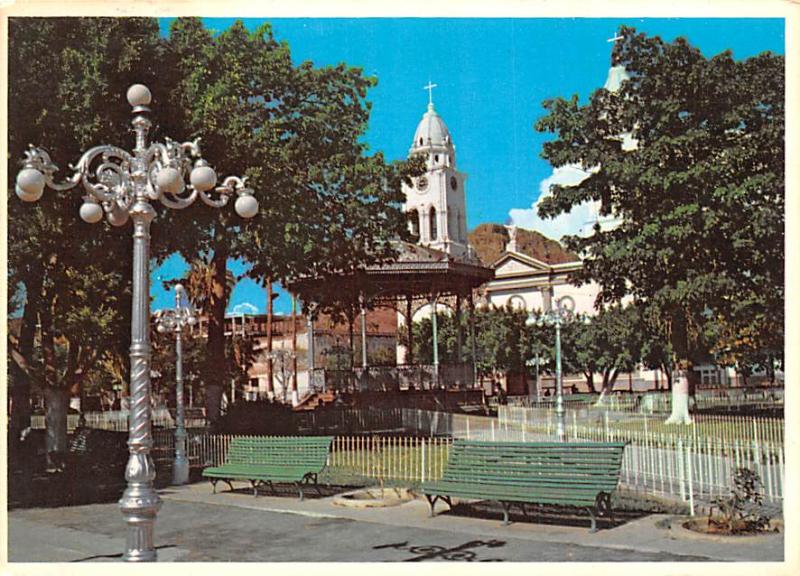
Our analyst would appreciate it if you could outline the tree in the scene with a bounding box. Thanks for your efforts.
[404,305,539,382]
[150,328,255,413]
[7,18,162,467]
[179,257,236,315]
[576,306,641,399]
[153,19,418,423]
[535,26,783,423]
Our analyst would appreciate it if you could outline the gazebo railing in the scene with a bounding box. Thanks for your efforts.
[310,363,475,393]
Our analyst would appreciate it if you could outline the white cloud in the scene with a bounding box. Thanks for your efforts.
[509,164,599,241]
[230,302,259,315]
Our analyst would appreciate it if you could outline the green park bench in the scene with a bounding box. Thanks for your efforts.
[421,440,626,531]
[202,436,334,500]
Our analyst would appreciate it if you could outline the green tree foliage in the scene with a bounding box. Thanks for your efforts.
[150,329,255,409]
[566,306,642,395]
[153,19,419,421]
[404,305,552,380]
[535,26,784,375]
[7,18,163,463]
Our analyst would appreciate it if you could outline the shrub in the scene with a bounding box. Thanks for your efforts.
[709,468,772,533]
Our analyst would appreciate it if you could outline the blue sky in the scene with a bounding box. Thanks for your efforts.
[152,17,785,315]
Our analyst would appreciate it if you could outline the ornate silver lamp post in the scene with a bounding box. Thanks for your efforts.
[14,84,259,562]
[528,295,575,441]
[155,284,197,486]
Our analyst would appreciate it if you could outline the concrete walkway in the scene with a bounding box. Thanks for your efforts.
[7,482,784,563]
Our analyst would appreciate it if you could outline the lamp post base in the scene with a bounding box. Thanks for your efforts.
[119,487,162,562]
[172,458,190,485]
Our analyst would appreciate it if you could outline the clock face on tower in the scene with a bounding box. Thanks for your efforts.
[450,176,458,190]
[417,176,429,192]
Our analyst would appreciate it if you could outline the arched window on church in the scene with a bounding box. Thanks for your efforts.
[508,295,527,311]
[429,207,438,240]
[456,210,462,241]
[408,209,420,240]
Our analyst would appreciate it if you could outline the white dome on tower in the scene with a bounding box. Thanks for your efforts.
[604,64,630,93]
[411,103,453,152]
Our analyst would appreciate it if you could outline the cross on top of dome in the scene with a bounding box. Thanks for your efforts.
[423,80,438,107]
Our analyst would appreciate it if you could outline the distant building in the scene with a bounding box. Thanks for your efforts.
[469,223,601,316]
[192,308,399,403]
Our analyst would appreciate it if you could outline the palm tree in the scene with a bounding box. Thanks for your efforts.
[162,256,237,426]
[174,257,236,314]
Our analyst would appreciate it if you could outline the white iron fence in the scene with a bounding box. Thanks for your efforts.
[512,387,784,414]
[176,432,452,485]
[30,409,207,433]
[119,404,785,514]
[497,406,784,447]
[400,408,784,509]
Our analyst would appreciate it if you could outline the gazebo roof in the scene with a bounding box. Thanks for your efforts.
[289,241,494,307]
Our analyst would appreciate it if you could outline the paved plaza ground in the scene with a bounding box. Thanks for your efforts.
[7,482,784,563]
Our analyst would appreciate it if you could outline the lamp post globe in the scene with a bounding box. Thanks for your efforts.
[190,165,217,192]
[235,194,259,219]
[107,203,130,227]
[79,201,104,224]
[156,167,183,195]
[16,168,46,202]
[126,83,152,108]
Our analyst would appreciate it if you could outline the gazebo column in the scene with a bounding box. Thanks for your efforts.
[455,294,463,361]
[359,292,369,392]
[468,293,478,389]
[307,305,315,391]
[266,279,274,400]
[348,309,355,368]
[291,295,299,406]
[431,292,440,389]
[456,293,464,388]
[406,294,414,366]
[359,292,368,369]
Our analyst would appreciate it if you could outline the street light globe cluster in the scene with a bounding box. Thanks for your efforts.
[155,285,198,334]
[15,83,260,226]
[14,83,259,563]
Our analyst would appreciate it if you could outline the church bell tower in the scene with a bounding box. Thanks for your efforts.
[402,83,470,260]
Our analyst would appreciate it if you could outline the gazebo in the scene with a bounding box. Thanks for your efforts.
[289,241,494,393]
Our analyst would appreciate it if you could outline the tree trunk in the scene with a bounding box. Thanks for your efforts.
[766,354,775,384]
[662,364,673,390]
[600,369,619,397]
[204,239,228,425]
[9,274,41,439]
[39,289,71,471]
[205,384,223,424]
[43,386,69,472]
[584,371,597,393]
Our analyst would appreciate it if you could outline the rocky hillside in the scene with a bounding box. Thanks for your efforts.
[468,223,579,266]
